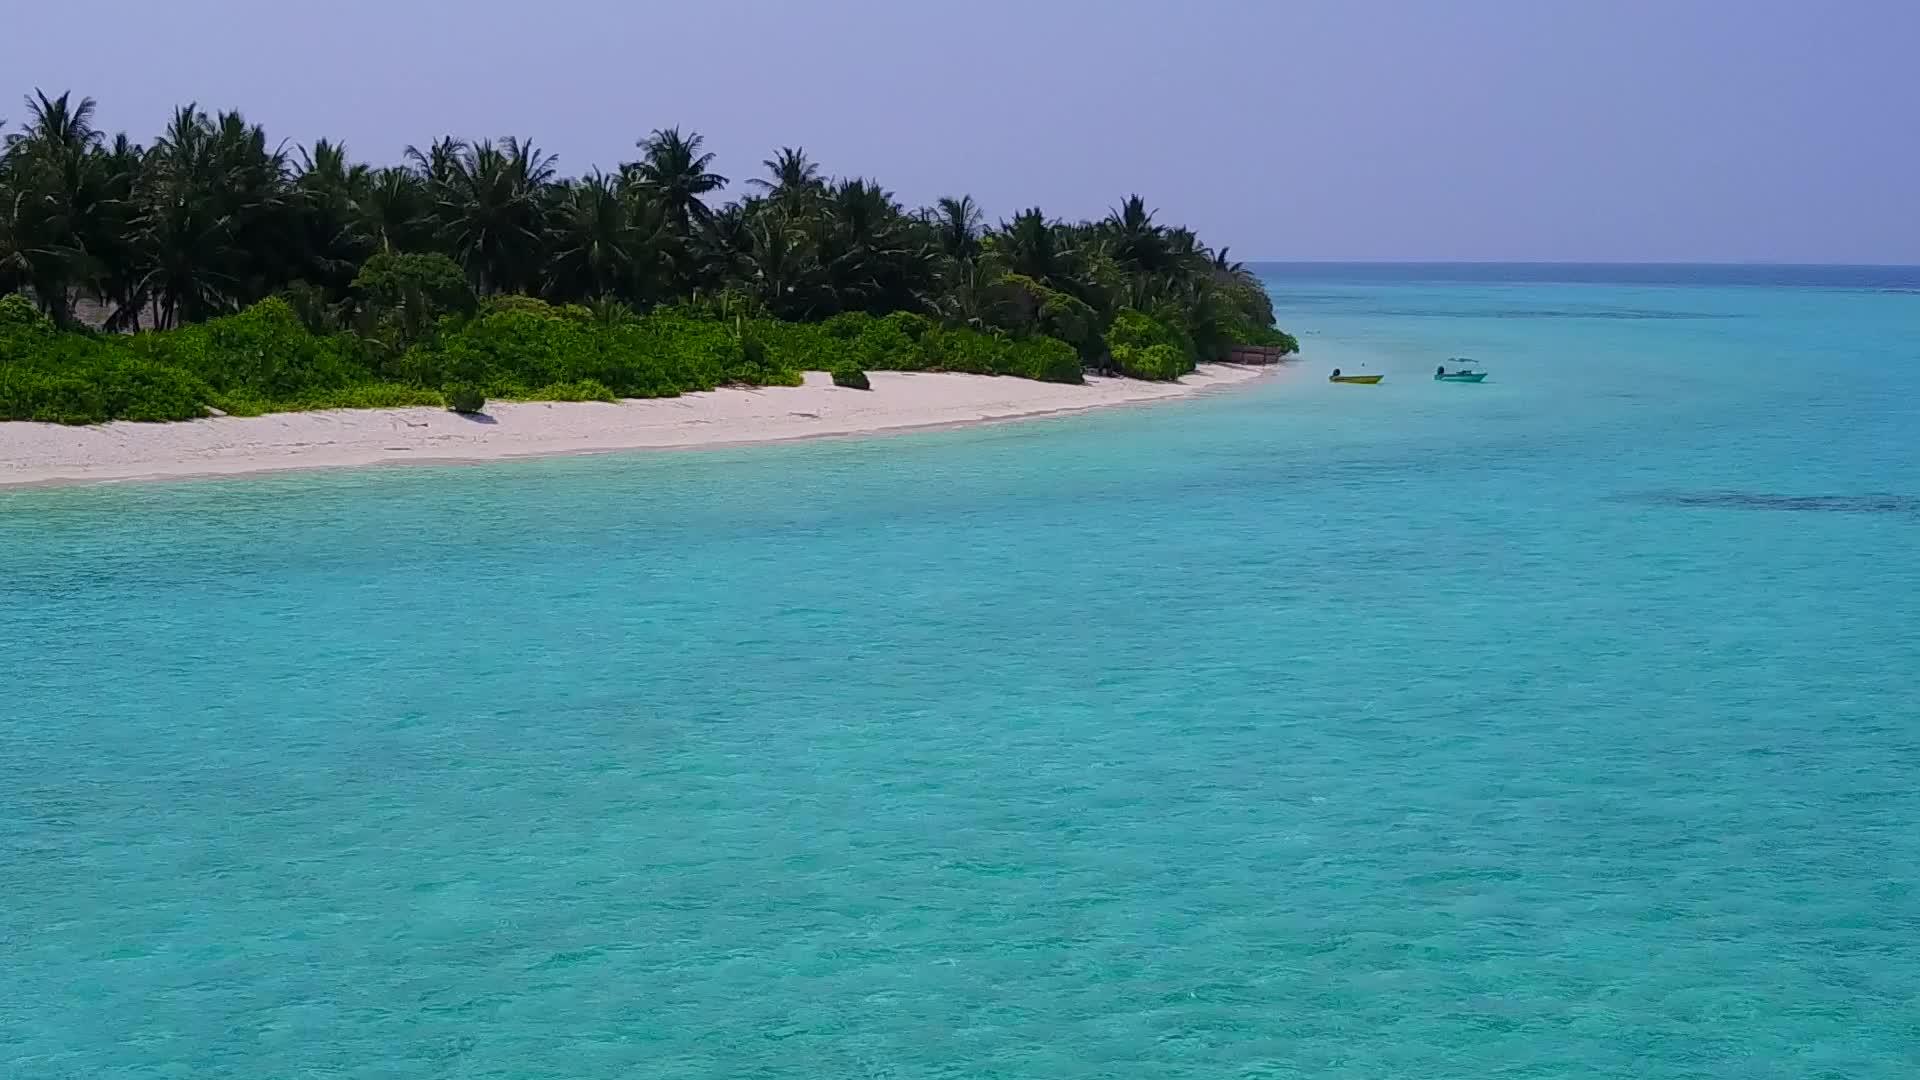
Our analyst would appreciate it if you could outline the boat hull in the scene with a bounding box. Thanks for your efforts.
[1435,372,1487,383]
[1329,375,1384,384]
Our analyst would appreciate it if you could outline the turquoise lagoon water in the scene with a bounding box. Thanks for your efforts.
[4,265,1918,1078]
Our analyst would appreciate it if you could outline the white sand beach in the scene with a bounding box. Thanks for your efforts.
[0,365,1273,489]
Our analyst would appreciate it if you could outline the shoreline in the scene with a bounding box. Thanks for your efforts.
[0,364,1277,491]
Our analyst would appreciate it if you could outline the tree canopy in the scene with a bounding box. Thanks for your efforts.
[1,89,1297,423]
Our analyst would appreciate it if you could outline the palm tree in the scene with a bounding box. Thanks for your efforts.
[428,137,556,295]
[359,166,431,255]
[545,171,668,304]
[816,178,930,314]
[135,105,245,327]
[295,138,357,191]
[745,146,821,204]
[628,127,727,237]
[0,184,63,313]
[1168,226,1198,253]
[691,199,755,294]
[118,105,297,326]
[405,136,466,190]
[90,133,148,330]
[1208,245,1274,329]
[5,90,103,158]
[1105,194,1168,275]
[742,208,825,319]
[208,108,297,301]
[1,90,108,325]
[995,207,1068,284]
[925,195,982,262]
[1164,273,1238,362]
[927,251,1016,330]
[294,138,373,296]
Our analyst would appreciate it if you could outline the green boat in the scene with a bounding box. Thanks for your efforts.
[1435,358,1487,383]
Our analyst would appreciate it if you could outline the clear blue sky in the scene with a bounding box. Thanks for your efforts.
[8,0,1915,263]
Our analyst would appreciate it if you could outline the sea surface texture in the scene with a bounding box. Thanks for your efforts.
[4,265,1918,1078]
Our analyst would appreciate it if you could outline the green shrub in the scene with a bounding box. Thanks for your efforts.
[752,319,858,373]
[1218,279,1288,352]
[0,317,215,423]
[279,281,345,335]
[0,355,211,424]
[126,298,377,400]
[916,326,1080,382]
[1113,342,1186,381]
[1108,307,1198,377]
[353,252,474,316]
[0,284,1110,425]
[527,379,618,403]
[1150,303,1201,370]
[400,305,802,398]
[209,383,442,416]
[821,311,873,340]
[95,357,215,421]
[830,362,871,390]
[754,367,805,388]
[1006,335,1084,384]
[206,390,273,417]
[479,294,561,319]
[919,325,1002,375]
[634,309,786,389]
[399,305,577,393]
[1232,324,1300,354]
[445,383,487,415]
[585,297,639,328]
[880,311,931,342]
[350,252,474,360]
[992,273,1048,332]
[296,384,447,411]
[579,325,685,398]
[0,366,103,424]
[851,318,925,370]
[729,325,799,386]
[1109,307,1182,353]
[1038,290,1101,361]
[0,293,51,331]
[672,287,766,322]
[752,316,939,375]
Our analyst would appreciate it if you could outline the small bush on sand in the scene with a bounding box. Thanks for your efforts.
[830,362,871,390]
[445,383,487,415]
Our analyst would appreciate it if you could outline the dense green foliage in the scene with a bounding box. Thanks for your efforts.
[0,295,212,422]
[528,378,617,403]
[1107,308,1196,381]
[444,383,486,415]
[0,291,820,422]
[1,91,1296,423]
[829,362,870,390]
[752,312,1082,384]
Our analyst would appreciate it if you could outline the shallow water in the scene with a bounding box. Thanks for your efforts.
[4,265,1918,1077]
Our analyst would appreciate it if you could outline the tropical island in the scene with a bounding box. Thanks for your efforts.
[0,90,1300,491]
[0,90,1294,432]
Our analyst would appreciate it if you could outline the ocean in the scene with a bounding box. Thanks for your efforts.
[4,265,1917,1078]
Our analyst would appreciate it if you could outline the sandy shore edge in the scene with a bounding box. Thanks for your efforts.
[0,364,1276,490]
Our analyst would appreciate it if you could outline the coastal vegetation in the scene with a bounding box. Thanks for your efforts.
[0,91,1294,424]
